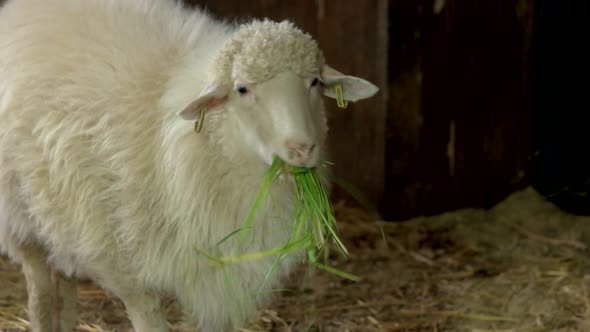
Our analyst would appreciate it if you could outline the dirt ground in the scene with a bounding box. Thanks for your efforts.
[2,187,590,331]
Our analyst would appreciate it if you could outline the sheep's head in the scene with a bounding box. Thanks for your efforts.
[178,20,378,168]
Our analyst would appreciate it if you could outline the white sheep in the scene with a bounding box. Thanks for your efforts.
[0,0,378,331]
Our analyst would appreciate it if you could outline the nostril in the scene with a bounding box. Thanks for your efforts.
[294,144,308,156]
[286,141,315,162]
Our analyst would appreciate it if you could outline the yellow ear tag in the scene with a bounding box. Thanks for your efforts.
[335,83,348,109]
[194,106,207,134]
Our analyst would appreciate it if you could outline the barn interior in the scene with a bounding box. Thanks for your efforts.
[2,0,590,331]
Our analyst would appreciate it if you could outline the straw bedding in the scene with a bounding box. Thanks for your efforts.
[2,186,589,331]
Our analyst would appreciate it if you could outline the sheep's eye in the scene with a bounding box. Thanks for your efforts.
[237,86,249,95]
[311,78,319,87]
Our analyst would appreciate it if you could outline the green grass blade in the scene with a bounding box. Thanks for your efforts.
[194,248,225,266]
[312,262,360,282]
[215,227,252,247]
[237,158,282,245]
[219,236,309,264]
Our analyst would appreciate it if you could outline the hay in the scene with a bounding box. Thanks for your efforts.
[196,157,354,282]
[0,301,29,331]
[2,187,590,331]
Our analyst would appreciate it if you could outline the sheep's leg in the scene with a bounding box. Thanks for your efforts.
[122,292,168,332]
[20,246,54,332]
[10,243,77,332]
[58,275,78,332]
[100,281,168,332]
[49,271,78,332]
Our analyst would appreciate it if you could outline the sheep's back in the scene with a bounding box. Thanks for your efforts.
[0,2,302,328]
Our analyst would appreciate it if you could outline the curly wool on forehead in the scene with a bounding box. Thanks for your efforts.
[213,19,325,84]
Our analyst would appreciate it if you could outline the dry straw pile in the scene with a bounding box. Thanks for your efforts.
[2,187,590,331]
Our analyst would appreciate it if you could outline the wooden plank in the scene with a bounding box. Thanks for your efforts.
[316,0,389,205]
[385,0,434,216]
[384,0,534,220]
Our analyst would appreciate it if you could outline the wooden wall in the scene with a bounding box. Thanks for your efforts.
[385,0,535,219]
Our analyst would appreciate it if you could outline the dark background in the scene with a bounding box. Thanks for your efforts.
[531,0,590,215]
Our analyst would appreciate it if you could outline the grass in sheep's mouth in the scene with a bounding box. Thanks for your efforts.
[195,156,359,282]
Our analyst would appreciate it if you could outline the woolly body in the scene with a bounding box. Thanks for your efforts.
[0,0,378,331]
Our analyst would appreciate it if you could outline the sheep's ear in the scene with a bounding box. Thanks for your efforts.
[320,65,379,102]
[177,82,229,120]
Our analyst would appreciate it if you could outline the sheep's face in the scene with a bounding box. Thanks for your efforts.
[178,65,379,169]
[175,20,379,168]
[224,70,327,168]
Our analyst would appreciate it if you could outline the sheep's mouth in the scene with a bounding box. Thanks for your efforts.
[279,160,318,170]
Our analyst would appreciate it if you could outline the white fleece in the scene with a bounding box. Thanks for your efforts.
[0,0,332,330]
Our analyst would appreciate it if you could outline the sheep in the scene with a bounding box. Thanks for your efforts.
[0,0,379,331]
